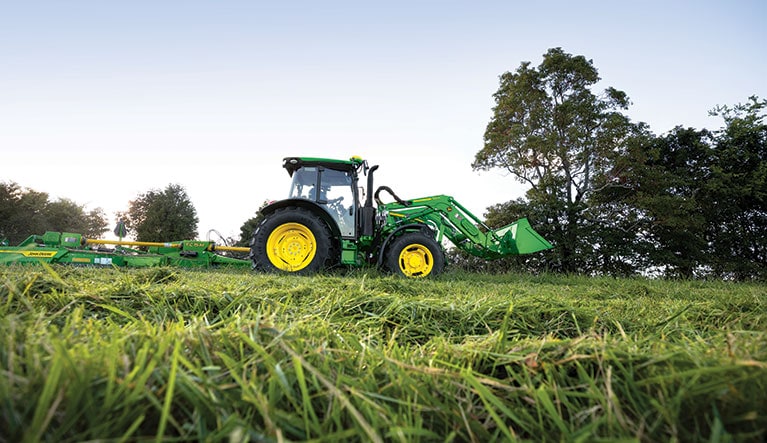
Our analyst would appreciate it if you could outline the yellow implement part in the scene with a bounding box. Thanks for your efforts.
[85,238,250,253]
[85,238,182,248]
[213,245,251,253]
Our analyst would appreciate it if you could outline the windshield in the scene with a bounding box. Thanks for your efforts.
[289,167,318,199]
[289,167,356,237]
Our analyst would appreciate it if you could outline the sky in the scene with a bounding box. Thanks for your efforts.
[2,1,765,241]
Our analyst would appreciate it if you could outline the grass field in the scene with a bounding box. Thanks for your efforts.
[1,265,765,442]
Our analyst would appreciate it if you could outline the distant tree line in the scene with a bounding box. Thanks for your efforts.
[0,183,108,244]
[1,180,264,250]
[0,183,200,246]
[453,48,766,280]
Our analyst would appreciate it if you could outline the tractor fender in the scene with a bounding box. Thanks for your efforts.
[260,199,342,238]
[375,223,436,268]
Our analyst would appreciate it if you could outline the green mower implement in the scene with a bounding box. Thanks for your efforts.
[0,231,251,268]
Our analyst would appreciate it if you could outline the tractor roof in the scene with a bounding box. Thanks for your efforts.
[282,156,366,176]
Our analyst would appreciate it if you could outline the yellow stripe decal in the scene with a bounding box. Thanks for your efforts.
[0,250,58,258]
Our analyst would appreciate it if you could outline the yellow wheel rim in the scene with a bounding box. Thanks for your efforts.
[398,243,434,277]
[266,222,317,271]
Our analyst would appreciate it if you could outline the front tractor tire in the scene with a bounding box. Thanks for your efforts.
[250,207,334,274]
[386,231,445,278]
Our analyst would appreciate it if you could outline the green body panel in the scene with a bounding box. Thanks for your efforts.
[0,245,169,267]
[147,241,251,267]
[0,232,250,268]
[340,239,359,265]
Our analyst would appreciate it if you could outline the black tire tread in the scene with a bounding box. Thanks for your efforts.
[249,207,335,274]
[385,231,445,278]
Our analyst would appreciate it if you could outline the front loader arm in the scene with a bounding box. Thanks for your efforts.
[381,195,552,259]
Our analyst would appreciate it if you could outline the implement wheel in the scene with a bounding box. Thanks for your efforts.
[386,231,445,278]
[250,207,333,274]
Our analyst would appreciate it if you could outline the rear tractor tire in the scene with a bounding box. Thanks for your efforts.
[250,207,334,274]
[386,231,445,278]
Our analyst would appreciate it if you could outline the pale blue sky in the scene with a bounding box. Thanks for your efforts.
[2,1,765,239]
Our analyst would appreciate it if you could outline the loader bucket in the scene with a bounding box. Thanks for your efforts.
[494,218,553,255]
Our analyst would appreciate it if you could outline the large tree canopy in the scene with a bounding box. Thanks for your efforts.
[705,97,767,279]
[122,184,199,242]
[474,47,636,205]
[473,48,646,272]
[471,48,765,279]
[614,127,714,278]
[608,96,767,280]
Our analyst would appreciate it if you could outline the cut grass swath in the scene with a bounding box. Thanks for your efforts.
[0,266,765,441]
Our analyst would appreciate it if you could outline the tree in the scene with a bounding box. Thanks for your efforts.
[123,184,198,242]
[473,48,644,273]
[0,181,108,244]
[45,199,109,239]
[0,182,50,244]
[705,96,767,280]
[83,208,110,239]
[235,200,271,247]
[606,97,766,280]
[609,127,714,278]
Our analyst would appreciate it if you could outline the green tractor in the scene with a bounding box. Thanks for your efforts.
[249,156,552,277]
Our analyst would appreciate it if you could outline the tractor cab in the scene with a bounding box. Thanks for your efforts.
[282,157,368,238]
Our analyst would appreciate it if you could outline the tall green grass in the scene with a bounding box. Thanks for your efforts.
[1,266,765,442]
